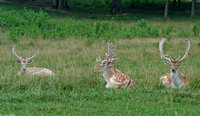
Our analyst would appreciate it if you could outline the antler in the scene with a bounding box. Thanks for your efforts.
[26,49,39,61]
[159,38,172,62]
[106,43,116,61]
[12,45,23,60]
[177,39,190,62]
[96,57,103,63]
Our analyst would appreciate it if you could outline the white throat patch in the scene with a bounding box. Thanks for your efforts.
[171,71,183,89]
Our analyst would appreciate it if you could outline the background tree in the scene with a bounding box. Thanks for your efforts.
[164,0,169,18]
[191,0,196,17]
[52,0,69,9]
[173,0,181,7]
[110,0,122,14]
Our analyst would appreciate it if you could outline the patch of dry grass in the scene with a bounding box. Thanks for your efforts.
[0,38,200,115]
[0,38,199,87]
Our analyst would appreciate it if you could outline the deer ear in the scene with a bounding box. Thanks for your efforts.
[17,60,21,63]
[28,59,33,64]
[163,61,171,66]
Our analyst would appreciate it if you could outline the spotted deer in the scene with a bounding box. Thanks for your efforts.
[13,46,55,76]
[159,38,190,89]
[94,43,135,88]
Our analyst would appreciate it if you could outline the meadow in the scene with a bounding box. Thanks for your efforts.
[0,2,200,115]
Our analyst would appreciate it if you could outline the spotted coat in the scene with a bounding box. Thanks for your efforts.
[160,72,189,88]
[18,67,55,76]
[108,69,135,88]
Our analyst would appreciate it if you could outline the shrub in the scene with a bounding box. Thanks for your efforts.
[193,24,200,36]
[0,8,193,44]
[178,28,189,37]
[85,37,95,45]
[149,26,160,38]
[137,19,147,28]
[161,25,173,39]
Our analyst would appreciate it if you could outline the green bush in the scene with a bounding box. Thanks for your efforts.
[193,24,200,36]
[161,25,173,39]
[178,28,189,37]
[0,8,194,43]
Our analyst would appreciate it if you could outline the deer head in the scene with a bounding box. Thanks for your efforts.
[13,46,39,72]
[159,38,190,73]
[94,43,118,72]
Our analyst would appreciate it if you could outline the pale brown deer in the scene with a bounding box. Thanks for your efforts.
[94,43,135,88]
[13,46,55,76]
[159,38,190,89]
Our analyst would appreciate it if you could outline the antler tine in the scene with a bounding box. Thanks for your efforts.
[27,49,39,61]
[159,38,172,62]
[96,57,102,62]
[12,45,23,60]
[177,39,190,62]
[106,43,116,60]
[176,56,180,61]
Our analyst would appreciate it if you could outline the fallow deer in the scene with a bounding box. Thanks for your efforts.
[94,43,135,88]
[13,46,55,76]
[159,38,190,89]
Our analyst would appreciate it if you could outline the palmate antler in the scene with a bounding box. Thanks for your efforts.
[106,43,116,61]
[96,43,117,63]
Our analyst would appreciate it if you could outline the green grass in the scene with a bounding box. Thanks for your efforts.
[0,2,200,116]
[0,38,200,115]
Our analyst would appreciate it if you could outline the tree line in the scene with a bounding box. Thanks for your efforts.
[51,0,122,14]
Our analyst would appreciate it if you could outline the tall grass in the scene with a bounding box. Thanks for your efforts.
[0,38,200,115]
[0,2,200,115]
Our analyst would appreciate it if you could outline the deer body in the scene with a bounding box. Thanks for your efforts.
[160,72,189,89]
[159,38,190,89]
[94,43,135,88]
[101,67,135,88]
[18,67,55,76]
[13,46,55,77]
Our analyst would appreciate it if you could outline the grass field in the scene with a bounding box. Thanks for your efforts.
[0,2,200,116]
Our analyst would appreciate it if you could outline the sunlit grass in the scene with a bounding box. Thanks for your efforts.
[0,2,200,115]
[0,38,200,115]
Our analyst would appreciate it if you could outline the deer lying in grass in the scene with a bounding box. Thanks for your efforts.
[159,38,190,89]
[94,43,135,88]
[13,46,55,76]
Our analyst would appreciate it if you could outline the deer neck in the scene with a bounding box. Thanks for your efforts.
[20,70,26,75]
[102,66,116,83]
[170,69,182,89]
[20,67,28,75]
